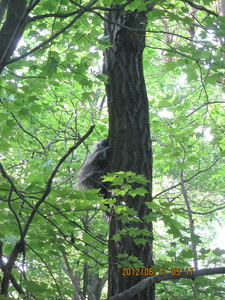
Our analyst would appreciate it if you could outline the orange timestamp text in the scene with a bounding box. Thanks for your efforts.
[121,267,195,276]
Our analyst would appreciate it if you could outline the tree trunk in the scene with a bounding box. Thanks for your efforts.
[0,0,27,73]
[104,6,155,300]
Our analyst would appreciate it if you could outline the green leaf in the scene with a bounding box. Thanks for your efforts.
[129,187,148,197]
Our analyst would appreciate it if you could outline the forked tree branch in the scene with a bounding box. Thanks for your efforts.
[0,125,94,295]
[23,125,95,237]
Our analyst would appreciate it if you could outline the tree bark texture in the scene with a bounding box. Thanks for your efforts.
[0,0,27,72]
[104,6,155,300]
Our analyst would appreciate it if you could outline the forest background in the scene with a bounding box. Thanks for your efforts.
[0,0,225,299]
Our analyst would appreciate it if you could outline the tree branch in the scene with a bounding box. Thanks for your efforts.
[31,10,82,21]
[11,113,46,152]
[181,0,218,17]
[0,0,27,72]
[22,125,95,237]
[108,268,225,300]
[6,0,99,66]
[25,243,62,297]
[153,155,219,199]
[186,101,225,117]
[0,126,95,295]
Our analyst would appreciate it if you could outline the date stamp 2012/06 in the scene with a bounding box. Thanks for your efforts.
[121,268,195,276]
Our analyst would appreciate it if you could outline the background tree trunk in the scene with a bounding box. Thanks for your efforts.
[104,6,155,300]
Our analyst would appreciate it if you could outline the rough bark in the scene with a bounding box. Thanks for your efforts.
[104,5,155,300]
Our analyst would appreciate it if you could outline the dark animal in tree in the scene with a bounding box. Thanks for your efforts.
[78,139,110,196]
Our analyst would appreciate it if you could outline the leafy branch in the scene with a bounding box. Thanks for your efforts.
[5,0,99,67]
[0,125,94,295]
[23,125,95,237]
